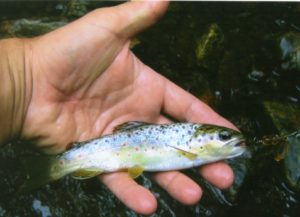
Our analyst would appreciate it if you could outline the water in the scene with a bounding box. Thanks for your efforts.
[0,1,300,217]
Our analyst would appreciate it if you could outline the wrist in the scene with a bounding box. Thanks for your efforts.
[0,38,33,145]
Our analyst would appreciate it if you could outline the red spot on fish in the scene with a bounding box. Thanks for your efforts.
[122,143,127,147]
[135,147,139,151]
[59,160,64,165]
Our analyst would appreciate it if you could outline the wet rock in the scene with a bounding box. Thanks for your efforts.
[32,199,51,217]
[247,69,265,82]
[195,23,225,70]
[263,101,300,190]
[0,18,67,37]
[185,71,215,107]
[63,0,88,19]
[215,52,242,102]
[279,32,300,70]
[226,150,252,199]
[285,132,300,190]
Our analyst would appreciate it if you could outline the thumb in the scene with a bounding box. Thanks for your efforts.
[81,0,170,39]
[112,0,170,38]
[34,0,169,69]
[52,0,169,40]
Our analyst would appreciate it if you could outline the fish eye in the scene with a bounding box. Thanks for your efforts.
[218,130,232,141]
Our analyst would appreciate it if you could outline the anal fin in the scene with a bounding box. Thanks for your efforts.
[128,165,144,179]
[72,168,103,180]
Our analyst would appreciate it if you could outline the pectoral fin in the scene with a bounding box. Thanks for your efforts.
[168,145,197,160]
[71,168,103,180]
[128,166,144,179]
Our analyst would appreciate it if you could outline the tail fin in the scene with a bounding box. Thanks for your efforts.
[19,155,60,193]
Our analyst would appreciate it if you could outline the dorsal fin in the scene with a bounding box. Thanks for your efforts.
[113,121,151,133]
[67,141,86,149]
[68,137,99,148]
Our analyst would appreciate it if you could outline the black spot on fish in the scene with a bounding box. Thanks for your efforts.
[198,138,202,142]
[160,125,167,129]
[77,154,83,159]
[105,139,108,143]
[188,130,192,135]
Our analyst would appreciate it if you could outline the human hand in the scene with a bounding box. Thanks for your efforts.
[3,1,237,214]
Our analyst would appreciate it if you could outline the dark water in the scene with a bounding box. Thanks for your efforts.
[0,1,300,217]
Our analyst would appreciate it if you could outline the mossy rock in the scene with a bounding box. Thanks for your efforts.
[279,32,300,70]
[264,101,300,190]
[195,23,225,70]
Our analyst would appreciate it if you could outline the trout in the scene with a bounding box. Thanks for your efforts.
[21,122,246,191]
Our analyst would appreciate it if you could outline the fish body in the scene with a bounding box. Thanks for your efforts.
[22,122,246,191]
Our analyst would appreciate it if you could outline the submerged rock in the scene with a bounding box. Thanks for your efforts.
[279,32,300,70]
[247,69,265,82]
[263,101,300,190]
[62,0,88,18]
[285,132,300,190]
[215,51,242,101]
[195,23,225,70]
[0,18,67,37]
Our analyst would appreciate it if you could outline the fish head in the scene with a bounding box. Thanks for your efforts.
[190,125,246,160]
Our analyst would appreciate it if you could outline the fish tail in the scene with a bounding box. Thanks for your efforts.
[19,155,62,193]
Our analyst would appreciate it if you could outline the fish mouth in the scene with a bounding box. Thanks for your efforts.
[225,137,247,157]
[224,137,246,147]
[234,138,246,147]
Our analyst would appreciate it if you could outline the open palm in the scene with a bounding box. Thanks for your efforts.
[21,1,236,214]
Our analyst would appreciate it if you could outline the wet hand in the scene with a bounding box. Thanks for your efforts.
[19,1,237,214]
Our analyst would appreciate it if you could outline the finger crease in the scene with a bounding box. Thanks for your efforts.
[163,172,181,192]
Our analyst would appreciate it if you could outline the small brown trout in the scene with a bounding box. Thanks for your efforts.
[22,122,246,191]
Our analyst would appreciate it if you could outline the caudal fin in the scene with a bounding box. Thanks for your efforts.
[19,155,60,193]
